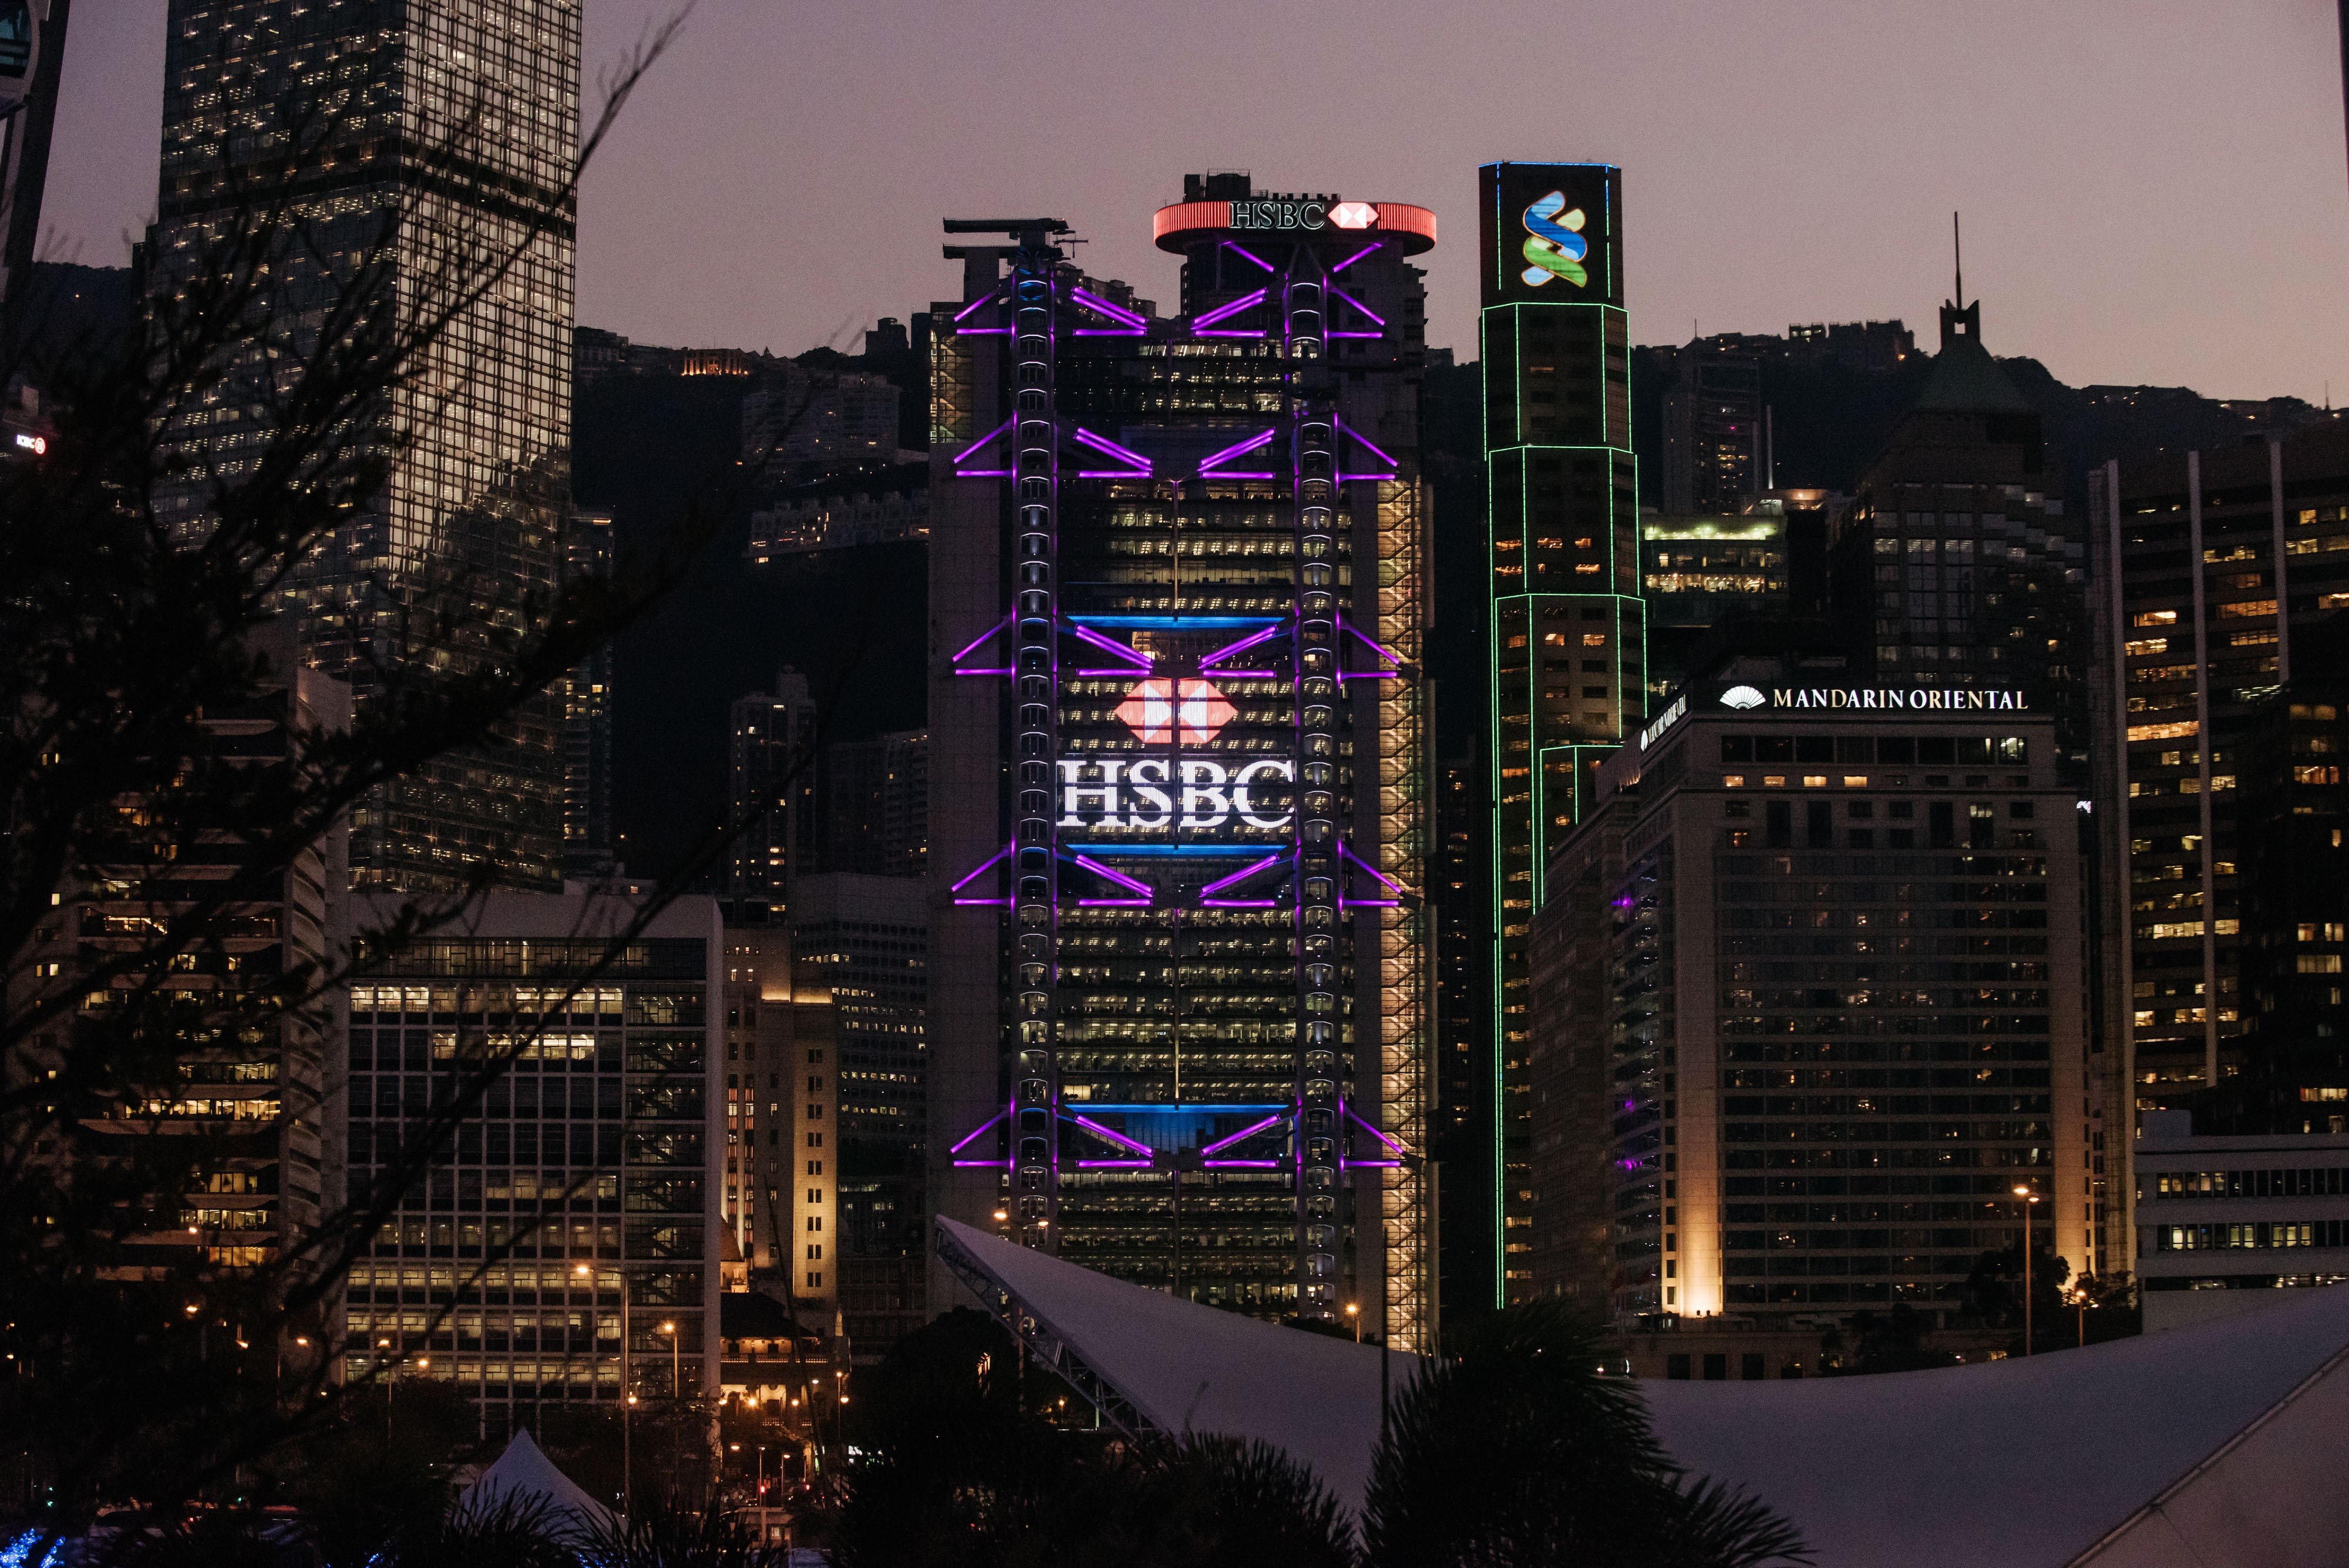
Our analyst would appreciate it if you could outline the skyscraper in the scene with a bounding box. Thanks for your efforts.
[928,176,1438,1347]
[153,0,579,891]
[725,672,819,921]
[1479,161,1642,1305]
[2092,423,2349,1184]
[562,507,617,882]
[1660,344,1763,516]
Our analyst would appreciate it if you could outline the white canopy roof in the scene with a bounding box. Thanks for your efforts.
[938,1217,2349,1567]
[456,1428,614,1539]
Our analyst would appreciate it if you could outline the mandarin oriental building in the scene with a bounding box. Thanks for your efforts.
[927,175,1438,1348]
[1527,668,2090,1327]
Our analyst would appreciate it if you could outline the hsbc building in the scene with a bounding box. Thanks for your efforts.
[926,174,1437,1350]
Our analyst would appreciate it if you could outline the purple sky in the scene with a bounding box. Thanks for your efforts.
[48,0,2349,401]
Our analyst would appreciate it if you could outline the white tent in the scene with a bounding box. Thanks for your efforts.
[938,1216,2349,1567]
[455,1428,614,1540]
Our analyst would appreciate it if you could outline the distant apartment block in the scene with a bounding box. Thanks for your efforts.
[747,463,929,560]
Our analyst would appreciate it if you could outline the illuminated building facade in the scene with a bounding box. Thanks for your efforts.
[2092,423,2349,1160]
[154,0,578,891]
[928,174,1437,1347]
[1527,672,2089,1325]
[1642,493,1836,705]
[339,891,721,1426]
[720,926,836,1314]
[1479,161,1642,1304]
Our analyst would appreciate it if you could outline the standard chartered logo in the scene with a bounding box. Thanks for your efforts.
[1519,190,1589,289]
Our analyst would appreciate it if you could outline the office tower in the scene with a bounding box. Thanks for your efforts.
[746,465,931,559]
[817,730,929,879]
[928,175,1438,1344]
[1661,344,1763,515]
[742,367,903,477]
[1641,494,1839,705]
[339,891,721,1427]
[1431,755,1485,1321]
[719,927,835,1312]
[0,0,66,306]
[562,507,617,881]
[1830,293,2088,776]
[1479,161,1641,1305]
[2092,423,2349,1151]
[1784,319,1918,374]
[725,672,820,921]
[13,628,347,1275]
[153,0,578,892]
[1526,661,2088,1325]
[788,874,927,1351]
[2132,1108,2349,1330]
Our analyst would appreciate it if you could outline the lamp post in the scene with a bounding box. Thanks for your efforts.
[1344,1302,1359,1343]
[2011,1183,2041,1357]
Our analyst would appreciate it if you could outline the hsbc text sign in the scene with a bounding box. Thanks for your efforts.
[1057,758,1294,830]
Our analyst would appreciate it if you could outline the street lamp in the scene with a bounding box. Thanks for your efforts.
[1344,1303,1359,1344]
[662,1321,679,1399]
[2011,1183,2042,1357]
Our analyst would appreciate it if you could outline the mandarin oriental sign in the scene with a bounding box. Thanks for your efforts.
[1721,685,2030,713]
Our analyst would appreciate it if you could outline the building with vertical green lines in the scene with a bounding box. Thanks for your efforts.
[1478,163,1641,1303]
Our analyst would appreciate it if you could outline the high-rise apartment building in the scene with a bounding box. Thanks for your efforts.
[719,927,836,1311]
[562,507,617,881]
[817,731,928,880]
[338,891,721,1427]
[153,0,578,892]
[1641,493,1837,705]
[742,368,903,478]
[2091,422,2349,1160]
[1661,344,1763,516]
[928,176,1438,1345]
[15,628,348,1277]
[789,874,927,1351]
[1480,161,1641,1304]
[725,672,820,922]
[1527,664,2089,1325]
[1831,296,2088,777]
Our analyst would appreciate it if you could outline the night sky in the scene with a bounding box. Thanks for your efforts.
[48,0,2349,397]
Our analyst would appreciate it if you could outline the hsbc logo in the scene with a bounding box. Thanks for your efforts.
[1057,758,1295,830]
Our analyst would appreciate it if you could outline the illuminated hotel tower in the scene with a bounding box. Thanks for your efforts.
[927,176,1438,1348]
[1479,163,1641,1304]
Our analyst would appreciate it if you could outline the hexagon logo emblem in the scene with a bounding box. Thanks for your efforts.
[1116,678,1237,745]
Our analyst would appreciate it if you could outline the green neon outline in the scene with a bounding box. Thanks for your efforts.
[1480,275,1640,1311]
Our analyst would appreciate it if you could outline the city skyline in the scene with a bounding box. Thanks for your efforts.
[44,0,2349,404]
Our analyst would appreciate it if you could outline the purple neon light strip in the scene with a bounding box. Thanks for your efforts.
[1077,470,1151,479]
[1337,472,1399,484]
[1069,1114,1153,1156]
[950,1111,1005,1156]
[1193,288,1267,329]
[953,291,1003,324]
[1079,899,1152,908]
[1073,426,1155,470]
[1076,1159,1155,1169]
[957,327,1013,336]
[1205,1158,1283,1169]
[1196,329,1267,340]
[1348,1106,1409,1156]
[1331,241,1384,272]
[1355,1159,1402,1169]
[1337,417,1402,470]
[1341,840,1406,894]
[954,418,1013,465]
[1071,854,1153,896]
[1070,287,1147,327]
[1344,620,1408,667]
[1070,624,1153,667]
[1327,332,1383,340]
[952,616,1010,663]
[951,1160,1001,1168]
[1199,852,1284,899]
[1202,899,1279,909]
[954,668,1014,678]
[1199,623,1282,667]
[950,842,1013,894]
[1200,1113,1283,1156]
[1327,285,1387,327]
[1198,429,1276,472]
[1223,240,1274,272]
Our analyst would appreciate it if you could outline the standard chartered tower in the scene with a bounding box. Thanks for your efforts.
[927,176,1438,1351]
[1479,163,1642,1304]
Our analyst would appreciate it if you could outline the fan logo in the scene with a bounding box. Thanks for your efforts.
[1719,685,1767,711]
[1519,191,1589,289]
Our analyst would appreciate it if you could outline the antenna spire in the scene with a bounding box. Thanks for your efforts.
[1953,211,1964,307]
